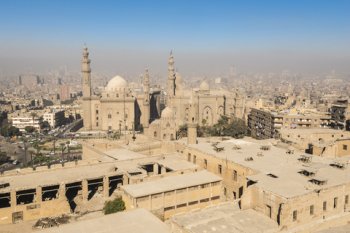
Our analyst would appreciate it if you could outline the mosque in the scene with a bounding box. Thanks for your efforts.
[81,47,245,140]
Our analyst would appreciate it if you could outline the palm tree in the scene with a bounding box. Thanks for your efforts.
[21,137,28,167]
[30,112,38,128]
[66,141,70,160]
[59,142,66,163]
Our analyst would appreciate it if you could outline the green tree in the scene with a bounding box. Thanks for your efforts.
[40,121,50,130]
[25,126,36,133]
[205,116,248,139]
[103,197,125,215]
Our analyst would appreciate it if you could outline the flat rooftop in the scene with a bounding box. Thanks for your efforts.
[38,208,172,233]
[122,170,222,198]
[170,202,279,233]
[185,137,350,198]
[0,154,197,193]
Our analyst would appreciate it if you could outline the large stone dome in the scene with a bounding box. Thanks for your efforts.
[199,80,210,91]
[106,75,128,91]
[161,107,174,118]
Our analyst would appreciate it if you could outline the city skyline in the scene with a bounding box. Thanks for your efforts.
[0,0,349,76]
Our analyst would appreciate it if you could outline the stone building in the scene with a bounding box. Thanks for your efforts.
[121,170,222,219]
[175,136,350,231]
[81,47,161,133]
[147,52,245,141]
[81,48,245,140]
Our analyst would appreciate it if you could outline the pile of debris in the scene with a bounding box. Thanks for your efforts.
[33,215,70,229]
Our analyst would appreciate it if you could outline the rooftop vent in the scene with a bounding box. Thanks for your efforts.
[298,154,312,163]
[309,178,327,186]
[260,145,271,151]
[245,157,254,161]
[286,149,294,154]
[330,161,347,169]
[267,173,278,178]
[298,169,316,177]
[257,152,264,157]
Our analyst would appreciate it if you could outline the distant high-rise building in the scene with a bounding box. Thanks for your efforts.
[18,75,40,87]
[60,85,71,101]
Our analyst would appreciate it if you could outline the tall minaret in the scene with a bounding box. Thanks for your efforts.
[81,46,92,130]
[187,93,198,144]
[82,46,92,97]
[167,51,176,103]
[142,69,150,131]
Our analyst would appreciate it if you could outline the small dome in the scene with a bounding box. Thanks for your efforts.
[106,75,127,91]
[161,107,174,118]
[199,80,210,91]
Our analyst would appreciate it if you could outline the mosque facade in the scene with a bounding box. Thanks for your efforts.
[81,47,245,140]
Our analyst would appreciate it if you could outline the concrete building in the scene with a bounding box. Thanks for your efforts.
[60,85,70,102]
[248,108,331,140]
[43,110,65,128]
[11,116,40,132]
[121,170,222,219]
[248,108,282,139]
[330,99,350,130]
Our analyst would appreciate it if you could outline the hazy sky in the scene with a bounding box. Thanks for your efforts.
[0,0,349,77]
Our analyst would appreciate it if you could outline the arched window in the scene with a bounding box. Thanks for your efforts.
[154,131,157,137]
[108,114,112,119]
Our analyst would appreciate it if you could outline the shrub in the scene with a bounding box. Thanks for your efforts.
[103,197,125,215]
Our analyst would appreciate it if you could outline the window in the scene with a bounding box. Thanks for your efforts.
[204,159,207,169]
[218,164,222,174]
[345,195,349,205]
[334,197,338,208]
[343,145,348,150]
[96,122,99,127]
[187,153,191,162]
[164,206,175,211]
[233,170,237,181]
[310,205,314,215]
[224,187,227,196]
[176,203,187,208]
[188,201,198,206]
[95,110,99,114]
[193,155,196,164]
[293,210,297,221]
[108,114,112,119]
[323,201,327,211]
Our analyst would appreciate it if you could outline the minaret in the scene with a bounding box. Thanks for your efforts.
[187,94,198,144]
[167,51,176,103]
[142,69,150,131]
[82,46,92,97]
[81,46,92,130]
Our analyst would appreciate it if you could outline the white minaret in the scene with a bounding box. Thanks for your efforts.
[167,51,176,103]
[81,46,92,130]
